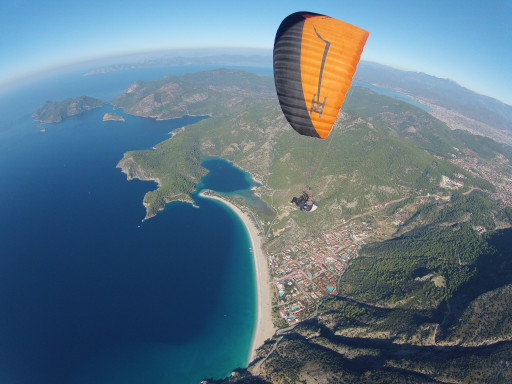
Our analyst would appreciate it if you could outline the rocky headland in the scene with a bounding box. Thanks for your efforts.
[33,96,105,123]
[102,112,125,122]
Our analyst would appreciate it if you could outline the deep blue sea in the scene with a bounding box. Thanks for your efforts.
[0,65,266,383]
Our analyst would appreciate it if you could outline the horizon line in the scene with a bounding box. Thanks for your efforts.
[1,48,510,107]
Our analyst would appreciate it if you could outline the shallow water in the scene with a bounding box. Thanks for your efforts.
[0,65,262,383]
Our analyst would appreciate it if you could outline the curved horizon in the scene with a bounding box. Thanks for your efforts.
[2,48,511,108]
[1,1,510,105]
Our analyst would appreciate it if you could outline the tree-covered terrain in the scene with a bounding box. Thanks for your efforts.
[355,61,512,136]
[110,69,512,382]
[114,71,505,248]
[211,227,512,384]
[112,68,275,120]
[33,96,106,123]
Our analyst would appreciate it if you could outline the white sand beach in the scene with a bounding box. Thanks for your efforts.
[199,191,276,363]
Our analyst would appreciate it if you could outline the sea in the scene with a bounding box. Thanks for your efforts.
[0,64,270,384]
[353,80,432,112]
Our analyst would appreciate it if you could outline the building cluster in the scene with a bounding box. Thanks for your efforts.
[268,222,372,325]
[473,225,487,234]
[261,151,511,328]
[451,152,512,208]
[440,175,464,189]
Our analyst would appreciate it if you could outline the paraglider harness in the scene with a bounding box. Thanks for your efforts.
[291,190,316,212]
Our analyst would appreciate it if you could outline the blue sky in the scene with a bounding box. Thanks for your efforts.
[1,0,511,104]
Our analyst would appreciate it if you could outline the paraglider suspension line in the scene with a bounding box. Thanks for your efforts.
[307,131,335,188]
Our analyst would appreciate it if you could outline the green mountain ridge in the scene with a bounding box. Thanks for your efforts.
[210,226,512,384]
[27,62,512,382]
[355,61,512,133]
[115,71,503,247]
[111,68,275,120]
[32,96,105,123]
[106,68,512,382]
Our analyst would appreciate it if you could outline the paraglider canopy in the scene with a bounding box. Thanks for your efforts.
[273,12,369,139]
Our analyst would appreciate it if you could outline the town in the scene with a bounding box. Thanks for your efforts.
[268,222,372,326]
[450,151,512,208]
[252,145,512,329]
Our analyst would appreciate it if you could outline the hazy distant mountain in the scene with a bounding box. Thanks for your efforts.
[355,62,512,145]
[84,53,272,76]
[112,68,275,122]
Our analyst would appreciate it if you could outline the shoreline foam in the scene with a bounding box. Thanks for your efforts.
[199,191,275,363]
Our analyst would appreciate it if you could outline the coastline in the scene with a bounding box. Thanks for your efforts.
[199,191,276,363]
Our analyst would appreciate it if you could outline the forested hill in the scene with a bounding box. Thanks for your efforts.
[356,61,512,133]
[112,69,512,382]
[114,70,510,241]
[33,96,105,123]
[355,62,512,146]
[213,226,512,384]
[344,86,512,162]
[111,68,275,120]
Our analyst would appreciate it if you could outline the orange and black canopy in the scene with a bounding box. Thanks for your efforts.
[273,12,369,139]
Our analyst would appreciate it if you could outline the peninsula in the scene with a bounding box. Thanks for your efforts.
[33,96,105,123]
[114,68,512,383]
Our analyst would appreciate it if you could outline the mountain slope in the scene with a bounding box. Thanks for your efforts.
[213,227,512,384]
[356,61,512,131]
[116,70,507,241]
[111,69,512,383]
[355,61,512,145]
[112,68,275,120]
[33,96,105,123]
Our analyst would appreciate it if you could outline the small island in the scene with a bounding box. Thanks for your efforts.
[102,112,125,122]
[33,96,105,123]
